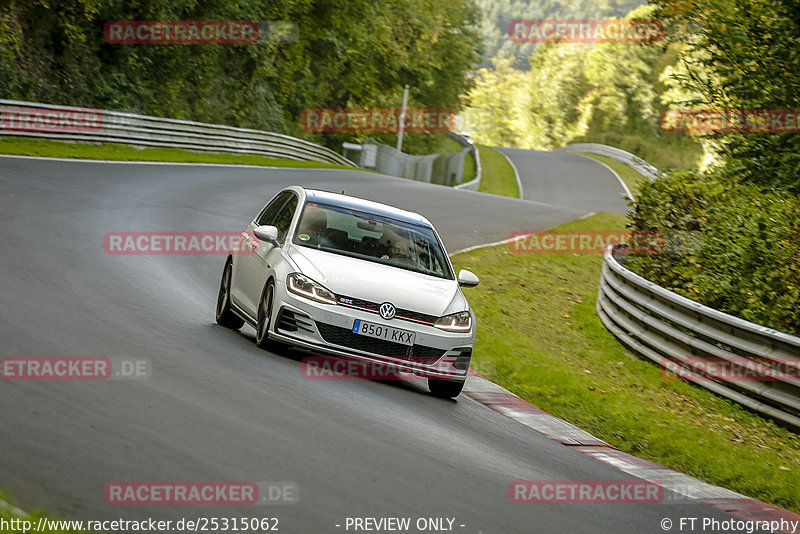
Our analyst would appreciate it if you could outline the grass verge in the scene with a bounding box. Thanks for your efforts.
[0,137,354,170]
[439,136,466,155]
[452,212,800,512]
[461,148,476,185]
[477,144,519,198]
[0,495,84,533]
[577,131,703,172]
[581,153,649,199]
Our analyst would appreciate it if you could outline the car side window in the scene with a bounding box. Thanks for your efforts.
[272,194,298,241]
[257,191,293,227]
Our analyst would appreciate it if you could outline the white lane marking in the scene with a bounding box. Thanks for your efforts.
[572,153,634,202]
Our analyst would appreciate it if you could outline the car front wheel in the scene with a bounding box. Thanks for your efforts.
[216,260,244,330]
[256,281,285,351]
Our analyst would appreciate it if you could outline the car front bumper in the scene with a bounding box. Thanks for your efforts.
[271,291,473,381]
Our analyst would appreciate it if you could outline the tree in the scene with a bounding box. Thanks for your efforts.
[654,0,800,191]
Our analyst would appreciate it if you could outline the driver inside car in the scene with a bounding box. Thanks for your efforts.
[298,207,336,249]
[379,229,411,260]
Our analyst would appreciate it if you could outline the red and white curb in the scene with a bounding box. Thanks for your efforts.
[463,370,800,533]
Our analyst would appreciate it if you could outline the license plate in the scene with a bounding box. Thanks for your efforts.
[352,319,415,346]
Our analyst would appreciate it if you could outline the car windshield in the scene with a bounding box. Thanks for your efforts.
[292,202,453,280]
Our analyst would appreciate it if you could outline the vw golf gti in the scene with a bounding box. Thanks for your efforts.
[215,186,480,397]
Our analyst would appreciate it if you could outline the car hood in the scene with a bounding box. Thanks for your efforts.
[287,245,466,316]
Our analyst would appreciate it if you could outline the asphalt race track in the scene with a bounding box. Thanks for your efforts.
[497,147,630,215]
[0,154,739,533]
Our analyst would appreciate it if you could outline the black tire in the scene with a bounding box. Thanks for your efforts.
[216,260,244,330]
[255,280,285,351]
[428,378,465,398]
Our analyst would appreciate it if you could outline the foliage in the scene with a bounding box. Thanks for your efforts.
[462,4,703,165]
[654,0,800,191]
[623,0,800,335]
[459,57,529,147]
[472,0,645,69]
[523,43,593,149]
[626,172,800,335]
[0,0,482,153]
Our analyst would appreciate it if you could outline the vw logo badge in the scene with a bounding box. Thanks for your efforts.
[379,302,396,320]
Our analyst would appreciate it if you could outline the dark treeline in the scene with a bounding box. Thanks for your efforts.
[0,0,482,153]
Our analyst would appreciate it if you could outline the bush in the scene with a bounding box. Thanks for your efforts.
[626,171,800,335]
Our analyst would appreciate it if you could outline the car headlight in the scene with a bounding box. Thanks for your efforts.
[287,273,337,305]
[434,311,472,332]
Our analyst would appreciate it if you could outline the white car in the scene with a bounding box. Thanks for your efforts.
[215,186,479,398]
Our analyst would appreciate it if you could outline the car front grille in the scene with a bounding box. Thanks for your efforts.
[315,322,444,364]
[394,309,436,324]
[334,294,438,325]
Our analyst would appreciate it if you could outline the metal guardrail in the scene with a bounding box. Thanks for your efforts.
[357,132,481,190]
[448,132,481,191]
[362,139,438,183]
[0,100,355,166]
[598,244,800,429]
[560,143,662,182]
[453,144,481,191]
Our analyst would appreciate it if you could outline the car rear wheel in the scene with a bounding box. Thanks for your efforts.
[216,260,244,330]
[256,281,285,351]
[428,378,465,398]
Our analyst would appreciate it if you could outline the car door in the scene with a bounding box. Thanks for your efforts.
[232,191,299,319]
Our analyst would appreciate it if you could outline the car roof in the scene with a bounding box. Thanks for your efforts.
[301,188,430,226]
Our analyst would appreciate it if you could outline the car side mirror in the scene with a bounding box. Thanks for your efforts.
[253,225,279,245]
[457,269,479,288]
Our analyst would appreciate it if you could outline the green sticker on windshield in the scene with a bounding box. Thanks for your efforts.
[298,233,310,241]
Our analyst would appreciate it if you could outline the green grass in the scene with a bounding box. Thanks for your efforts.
[439,136,466,155]
[0,495,85,533]
[581,153,649,199]
[577,131,703,172]
[452,212,800,513]
[460,148,476,184]
[477,144,519,198]
[0,136,355,170]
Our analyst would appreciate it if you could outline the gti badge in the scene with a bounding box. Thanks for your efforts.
[379,302,396,320]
